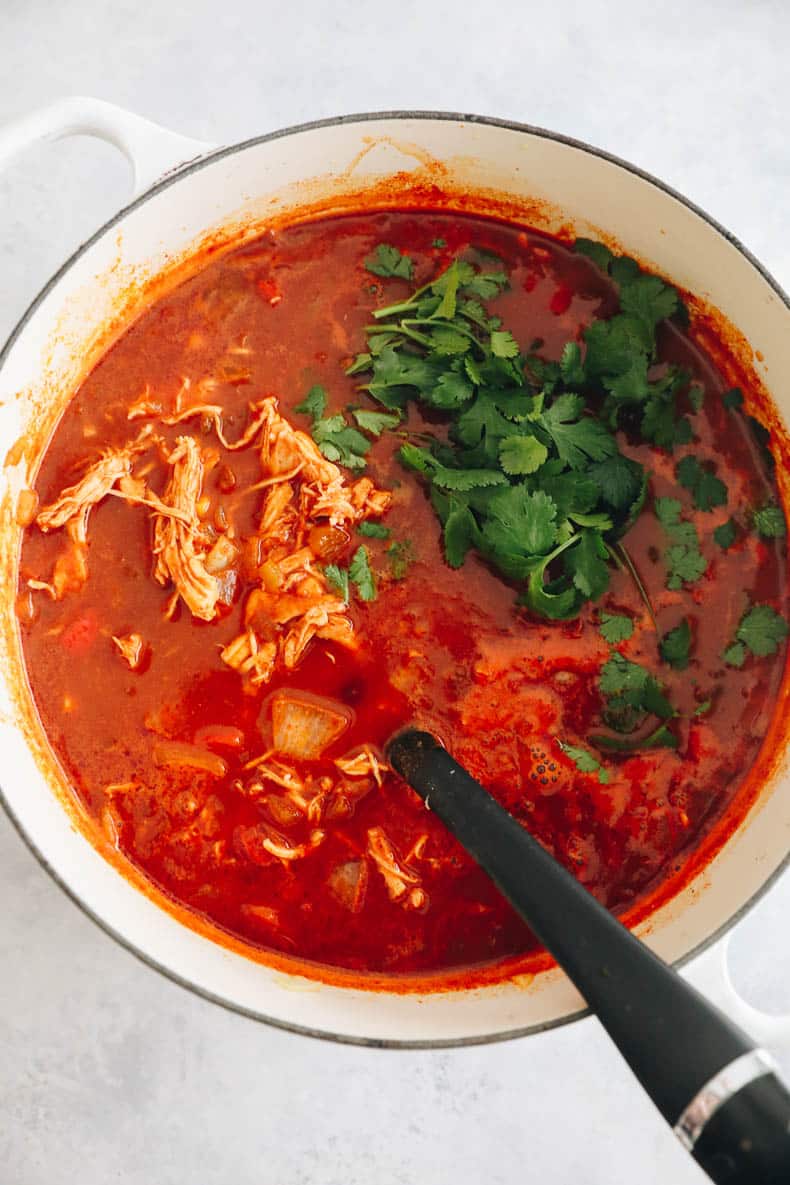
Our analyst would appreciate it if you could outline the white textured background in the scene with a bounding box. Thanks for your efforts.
[1,2,789,1181]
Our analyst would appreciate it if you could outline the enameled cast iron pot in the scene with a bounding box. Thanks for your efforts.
[1,98,790,1049]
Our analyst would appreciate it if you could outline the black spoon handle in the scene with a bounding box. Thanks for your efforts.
[388,729,790,1185]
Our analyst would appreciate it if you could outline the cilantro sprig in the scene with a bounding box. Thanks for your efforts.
[557,741,610,784]
[348,250,663,620]
[654,497,707,589]
[593,653,678,750]
[723,604,788,667]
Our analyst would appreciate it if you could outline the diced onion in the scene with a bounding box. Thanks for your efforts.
[153,740,228,777]
[270,691,352,761]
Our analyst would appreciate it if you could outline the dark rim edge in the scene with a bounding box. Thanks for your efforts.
[1,106,789,1050]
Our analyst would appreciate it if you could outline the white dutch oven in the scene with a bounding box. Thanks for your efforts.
[1,98,790,1048]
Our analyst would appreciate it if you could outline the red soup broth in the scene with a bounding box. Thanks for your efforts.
[17,210,788,978]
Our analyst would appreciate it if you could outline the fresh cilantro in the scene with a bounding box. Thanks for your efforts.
[722,387,744,410]
[599,613,634,643]
[312,414,371,470]
[733,604,788,658]
[348,244,679,620]
[565,529,610,600]
[574,238,614,271]
[688,383,705,412]
[443,503,477,568]
[348,545,377,601]
[324,565,350,602]
[723,642,746,668]
[540,394,618,471]
[557,741,610,784]
[432,237,447,248]
[654,497,707,589]
[386,540,416,580]
[714,519,737,550]
[490,330,520,359]
[480,486,558,560]
[295,385,327,419]
[676,455,728,511]
[597,653,676,741]
[499,435,548,475]
[357,521,391,539]
[753,504,786,538]
[352,408,401,436]
[659,618,692,670]
[365,244,413,280]
[694,699,713,717]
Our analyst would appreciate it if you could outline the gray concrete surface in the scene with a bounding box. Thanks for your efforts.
[1,2,789,1181]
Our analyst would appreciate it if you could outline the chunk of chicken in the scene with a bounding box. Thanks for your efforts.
[112,632,146,670]
[36,436,150,544]
[335,746,390,788]
[152,436,220,621]
[367,826,427,910]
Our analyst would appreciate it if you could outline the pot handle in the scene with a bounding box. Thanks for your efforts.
[685,934,790,1059]
[0,96,215,198]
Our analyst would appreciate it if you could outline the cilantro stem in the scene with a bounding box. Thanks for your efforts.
[591,721,678,752]
[610,542,657,630]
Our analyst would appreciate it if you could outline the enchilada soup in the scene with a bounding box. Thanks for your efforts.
[16,211,788,975]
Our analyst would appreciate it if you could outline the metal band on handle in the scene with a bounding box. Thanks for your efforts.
[674,1048,778,1151]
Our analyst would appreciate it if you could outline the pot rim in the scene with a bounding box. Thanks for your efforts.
[2,107,789,1050]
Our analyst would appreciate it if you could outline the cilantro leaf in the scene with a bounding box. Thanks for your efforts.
[481,486,558,558]
[619,273,680,333]
[324,565,350,601]
[357,521,391,539]
[541,395,617,470]
[462,270,508,300]
[432,237,447,248]
[723,642,746,668]
[735,604,788,657]
[559,341,587,387]
[557,741,610,784]
[352,408,401,436]
[295,385,327,420]
[499,434,549,476]
[365,244,413,279]
[387,540,416,580]
[676,455,728,511]
[655,498,707,588]
[599,653,675,731]
[490,330,520,359]
[312,414,371,469]
[659,618,692,670]
[443,503,478,568]
[714,519,737,550]
[722,387,744,410]
[688,383,705,412]
[753,504,786,538]
[564,529,610,600]
[599,613,634,643]
[348,545,377,601]
[573,238,614,271]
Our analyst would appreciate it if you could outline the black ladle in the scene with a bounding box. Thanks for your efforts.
[387,729,790,1185]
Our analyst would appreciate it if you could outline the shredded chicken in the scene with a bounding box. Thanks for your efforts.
[335,746,390,788]
[112,632,146,670]
[220,631,277,685]
[36,434,151,544]
[220,396,391,684]
[152,436,220,621]
[367,826,427,910]
[260,824,325,864]
[163,401,272,451]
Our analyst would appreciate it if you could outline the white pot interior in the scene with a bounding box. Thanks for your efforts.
[1,114,789,1045]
